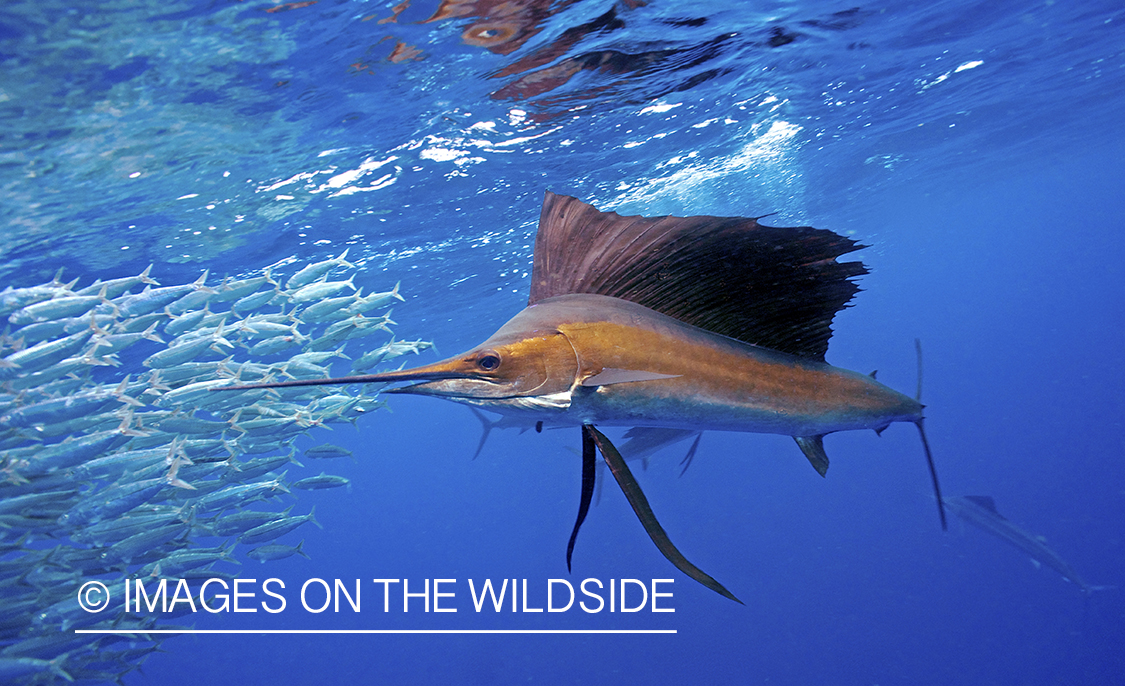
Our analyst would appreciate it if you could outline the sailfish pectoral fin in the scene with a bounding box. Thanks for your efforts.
[566,426,597,573]
[794,435,830,477]
[467,408,494,461]
[678,433,703,478]
[584,424,743,605]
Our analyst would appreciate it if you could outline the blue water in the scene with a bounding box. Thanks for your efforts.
[3,0,1124,684]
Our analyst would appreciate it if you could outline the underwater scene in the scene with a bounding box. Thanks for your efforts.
[1,0,1123,684]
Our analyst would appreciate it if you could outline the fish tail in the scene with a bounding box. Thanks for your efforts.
[138,263,159,285]
[916,419,947,530]
[286,448,305,467]
[141,320,165,344]
[166,458,196,490]
[116,409,148,437]
[48,652,75,682]
[337,248,355,269]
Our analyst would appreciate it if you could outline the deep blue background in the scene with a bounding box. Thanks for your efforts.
[1,0,1122,684]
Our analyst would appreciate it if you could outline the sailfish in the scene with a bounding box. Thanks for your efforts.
[222,192,946,603]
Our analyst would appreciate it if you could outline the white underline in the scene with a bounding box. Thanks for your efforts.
[75,629,676,635]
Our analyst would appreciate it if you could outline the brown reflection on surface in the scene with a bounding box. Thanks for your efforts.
[413,1,738,110]
[350,1,868,109]
[492,6,625,78]
[493,32,734,110]
[424,0,587,56]
[264,1,319,14]
[389,41,424,63]
[377,1,412,24]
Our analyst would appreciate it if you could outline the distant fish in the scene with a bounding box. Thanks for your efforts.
[0,330,93,379]
[285,249,354,290]
[0,654,74,682]
[289,275,356,303]
[112,271,212,318]
[943,495,1110,595]
[0,271,78,316]
[7,285,110,326]
[212,269,276,303]
[345,281,403,314]
[238,507,322,546]
[303,443,354,460]
[74,264,159,298]
[246,539,310,563]
[290,472,350,490]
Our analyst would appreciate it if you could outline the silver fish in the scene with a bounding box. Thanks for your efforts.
[112,271,211,318]
[246,539,309,563]
[74,264,159,298]
[7,288,108,327]
[0,330,93,378]
[289,274,356,303]
[290,472,349,490]
[213,270,277,303]
[239,506,321,546]
[285,249,354,290]
[345,280,404,314]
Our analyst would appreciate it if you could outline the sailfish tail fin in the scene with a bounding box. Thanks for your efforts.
[916,418,946,530]
[913,339,947,530]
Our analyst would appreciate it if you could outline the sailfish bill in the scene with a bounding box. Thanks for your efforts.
[219,191,946,601]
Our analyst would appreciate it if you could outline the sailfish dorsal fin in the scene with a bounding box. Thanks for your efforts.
[965,495,1002,516]
[529,192,867,360]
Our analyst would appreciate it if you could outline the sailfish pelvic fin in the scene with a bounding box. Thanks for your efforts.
[585,424,742,604]
[565,427,597,573]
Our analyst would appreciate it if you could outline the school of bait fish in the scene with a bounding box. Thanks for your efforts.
[0,251,433,683]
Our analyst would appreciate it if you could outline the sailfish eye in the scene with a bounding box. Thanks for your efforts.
[476,350,501,371]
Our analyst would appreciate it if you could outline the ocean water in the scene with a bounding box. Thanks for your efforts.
[2,0,1123,684]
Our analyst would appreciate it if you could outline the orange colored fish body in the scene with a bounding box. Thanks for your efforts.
[546,294,921,435]
[415,293,921,438]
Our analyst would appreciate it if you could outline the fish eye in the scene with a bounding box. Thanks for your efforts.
[476,350,501,371]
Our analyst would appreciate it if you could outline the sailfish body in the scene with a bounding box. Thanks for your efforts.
[222,191,945,602]
[401,292,922,439]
